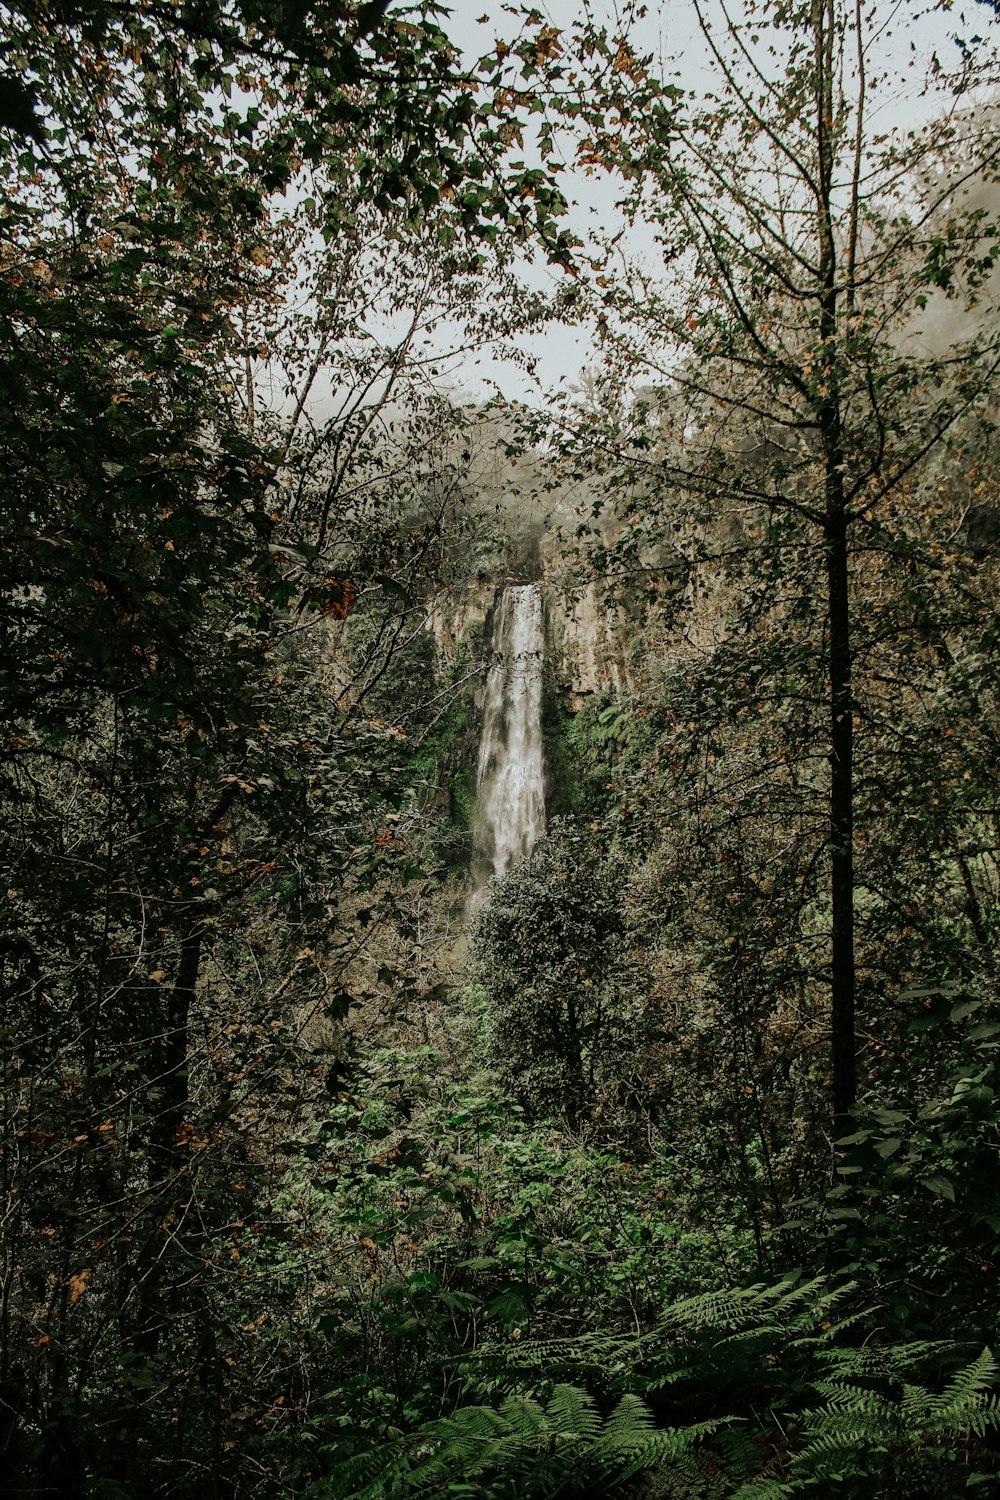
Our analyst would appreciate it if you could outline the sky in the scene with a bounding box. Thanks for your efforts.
[425,0,999,405]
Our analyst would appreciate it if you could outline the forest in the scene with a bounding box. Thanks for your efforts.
[2,0,1000,1495]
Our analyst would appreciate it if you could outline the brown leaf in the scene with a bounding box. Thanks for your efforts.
[68,1269,92,1305]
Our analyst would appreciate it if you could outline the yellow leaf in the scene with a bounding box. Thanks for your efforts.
[68,1269,92,1305]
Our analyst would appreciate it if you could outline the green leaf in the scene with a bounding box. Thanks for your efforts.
[436,1290,480,1310]
[874,1109,909,1126]
[375,573,412,605]
[919,1174,956,1202]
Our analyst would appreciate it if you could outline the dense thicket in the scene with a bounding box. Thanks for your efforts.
[0,2,555,1489]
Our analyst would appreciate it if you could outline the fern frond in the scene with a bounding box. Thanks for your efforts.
[655,1279,814,1333]
[601,1391,658,1443]
[634,1418,731,1466]
[545,1382,603,1443]
[916,1345,999,1429]
[730,1480,789,1499]
[784,1341,1000,1493]
[796,1423,891,1467]
[813,1338,954,1380]
[323,1381,726,1499]
[809,1382,897,1417]
[498,1391,552,1448]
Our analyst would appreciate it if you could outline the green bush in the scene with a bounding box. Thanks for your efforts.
[471,820,638,1125]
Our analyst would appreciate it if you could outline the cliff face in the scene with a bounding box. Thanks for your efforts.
[429,571,633,716]
[544,580,631,710]
[424,416,636,713]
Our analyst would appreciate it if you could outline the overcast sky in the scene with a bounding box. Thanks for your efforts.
[427,0,995,404]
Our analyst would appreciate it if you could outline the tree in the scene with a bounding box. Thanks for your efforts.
[471,821,636,1129]
[544,0,1000,1129]
[0,3,571,1490]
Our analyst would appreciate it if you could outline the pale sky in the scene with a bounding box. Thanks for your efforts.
[431,0,994,404]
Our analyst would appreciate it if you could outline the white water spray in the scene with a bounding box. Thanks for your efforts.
[473,584,546,891]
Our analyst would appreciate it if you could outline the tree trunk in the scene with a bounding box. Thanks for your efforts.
[815,0,857,1129]
[825,499,856,1126]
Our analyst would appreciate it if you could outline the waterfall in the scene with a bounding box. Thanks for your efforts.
[473,583,546,893]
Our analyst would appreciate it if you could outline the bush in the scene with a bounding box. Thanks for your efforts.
[471,820,640,1126]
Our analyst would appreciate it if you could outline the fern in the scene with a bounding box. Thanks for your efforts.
[322,1283,1000,1499]
[460,1276,845,1395]
[319,1383,727,1498]
[911,1345,1000,1435]
[463,1280,1000,1499]
[740,1343,1000,1497]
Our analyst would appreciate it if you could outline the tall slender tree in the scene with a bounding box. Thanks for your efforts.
[544,0,1000,1128]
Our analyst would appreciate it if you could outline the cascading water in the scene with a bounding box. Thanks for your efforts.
[472,583,546,895]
